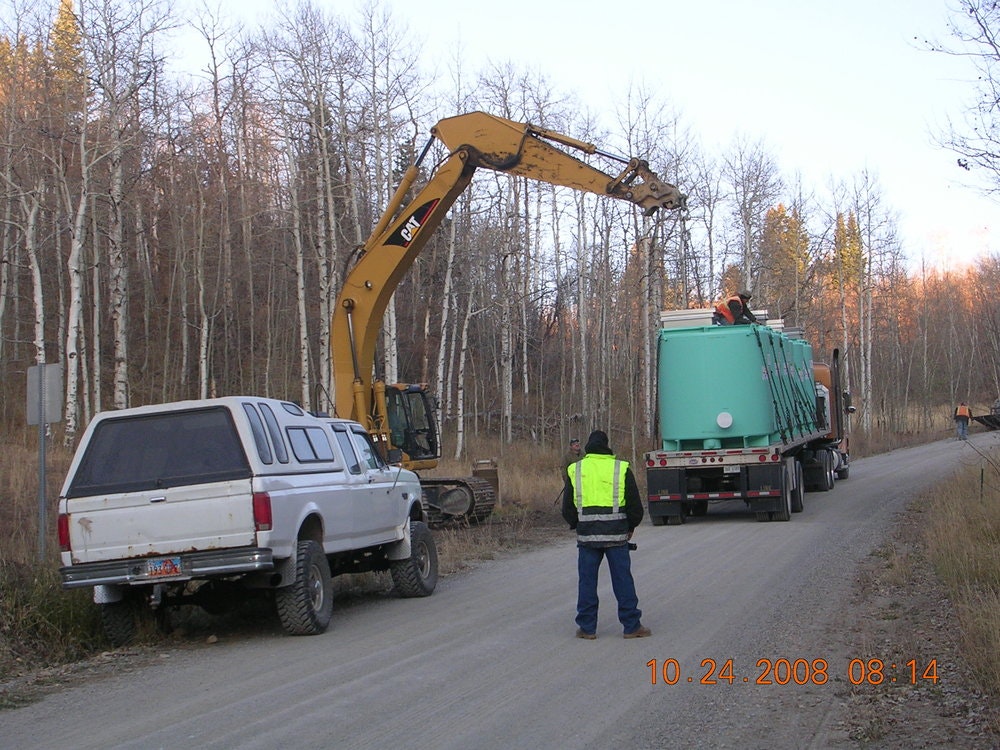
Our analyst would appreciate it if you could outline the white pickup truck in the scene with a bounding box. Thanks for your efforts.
[57,396,437,645]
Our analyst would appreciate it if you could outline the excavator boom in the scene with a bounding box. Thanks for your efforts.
[330,111,685,522]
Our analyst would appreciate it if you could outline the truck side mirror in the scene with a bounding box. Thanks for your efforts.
[842,391,855,413]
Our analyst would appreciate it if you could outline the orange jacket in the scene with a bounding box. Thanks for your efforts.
[714,295,741,324]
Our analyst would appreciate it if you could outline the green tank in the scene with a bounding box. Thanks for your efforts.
[657,324,820,451]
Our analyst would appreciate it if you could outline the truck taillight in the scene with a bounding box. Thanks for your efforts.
[58,513,70,552]
[253,492,272,532]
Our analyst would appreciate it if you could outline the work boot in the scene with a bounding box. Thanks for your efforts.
[575,628,597,640]
[623,625,652,639]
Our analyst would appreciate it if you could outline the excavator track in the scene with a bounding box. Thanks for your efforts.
[421,476,496,527]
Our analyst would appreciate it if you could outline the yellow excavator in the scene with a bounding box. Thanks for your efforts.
[331,111,685,524]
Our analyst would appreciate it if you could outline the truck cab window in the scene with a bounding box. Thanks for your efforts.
[351,427,386,471]
[331,426,362,474]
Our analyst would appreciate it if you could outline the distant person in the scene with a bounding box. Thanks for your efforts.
[562,438,584,469]
[562,430,650,640]
[992,397,1000,416]
[712,290,758,326]
[954,401,972,440]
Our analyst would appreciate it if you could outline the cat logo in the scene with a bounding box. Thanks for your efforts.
[387,199,440,248]
[400,214,422,243]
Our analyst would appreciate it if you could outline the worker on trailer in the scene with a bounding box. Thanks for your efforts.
[713,290,758,326]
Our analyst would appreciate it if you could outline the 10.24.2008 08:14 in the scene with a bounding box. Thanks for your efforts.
[647,657,940,686]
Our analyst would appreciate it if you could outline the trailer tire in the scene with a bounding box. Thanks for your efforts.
[691,500,709,516]
[791,462,804,513]
[651,515,667,526]
[276,540,333,636]
[772,460,793,521]
[836,463,850,480]
[390,522,438,597]
[666,513,686,525]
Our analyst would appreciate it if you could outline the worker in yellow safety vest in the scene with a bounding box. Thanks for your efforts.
[562,430,649,640]
[954,401,973,440]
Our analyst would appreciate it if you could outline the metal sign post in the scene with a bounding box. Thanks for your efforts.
[27,363,63,560]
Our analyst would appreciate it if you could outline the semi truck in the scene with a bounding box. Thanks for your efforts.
[645,309,853,524]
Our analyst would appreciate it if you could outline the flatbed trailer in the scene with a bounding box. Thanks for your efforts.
[644,311,851,525]
[645,430,830,524]
[972,413,1000,431]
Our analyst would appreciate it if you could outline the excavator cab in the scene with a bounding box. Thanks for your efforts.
[384,384,440,464]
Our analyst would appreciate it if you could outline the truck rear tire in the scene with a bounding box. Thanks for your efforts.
[100,600,139,647]
[390,521,438,597]
[817,450,835,492]
[276,540,333,636]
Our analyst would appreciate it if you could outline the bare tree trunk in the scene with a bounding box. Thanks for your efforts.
[90,206,101,412]
[500,252,513,443]
[575,193,589,423]
[108,140,129,408]
[63,179,91,445]
[19,187,45,365]
[288,153,311,409]
[434,217,458,417]
[454,289,475,459]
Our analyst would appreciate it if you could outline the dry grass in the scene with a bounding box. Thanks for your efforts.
[923,449,1000,700]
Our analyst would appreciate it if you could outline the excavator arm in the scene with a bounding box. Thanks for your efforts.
[332,111,685,440]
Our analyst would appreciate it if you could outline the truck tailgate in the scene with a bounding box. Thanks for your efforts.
[63,478,256,564]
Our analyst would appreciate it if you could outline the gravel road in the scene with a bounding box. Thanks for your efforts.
[2,435,995,749]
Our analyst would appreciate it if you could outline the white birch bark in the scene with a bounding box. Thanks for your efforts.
[434,215,458,412]
[63,178,91,445]
[19,186,45,365]
[288,150,311,409]
[454,289,476,459]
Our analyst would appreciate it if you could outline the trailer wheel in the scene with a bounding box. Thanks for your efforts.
[836,462,850,480]
[691,500,709,517]
[651,516,667,526]
[276,540,333,636]
[390,521,438,597]
[666,513,686,525]
[772,460,793,521]
[791,462,804,513]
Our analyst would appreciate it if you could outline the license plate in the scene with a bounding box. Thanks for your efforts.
[146,556,183,578]
[723,465,741,474]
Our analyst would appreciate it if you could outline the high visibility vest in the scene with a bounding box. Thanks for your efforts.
[714,296,741,324]
[957,404,971,418]
[568,454,629,545]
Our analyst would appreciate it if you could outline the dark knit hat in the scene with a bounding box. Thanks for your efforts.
[585,430,609,452]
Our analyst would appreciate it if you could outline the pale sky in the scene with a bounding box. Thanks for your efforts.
[184,0,1000,271]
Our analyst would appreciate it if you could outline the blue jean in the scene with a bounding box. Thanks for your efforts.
[957,419,969,440]
[576,544,642,634]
